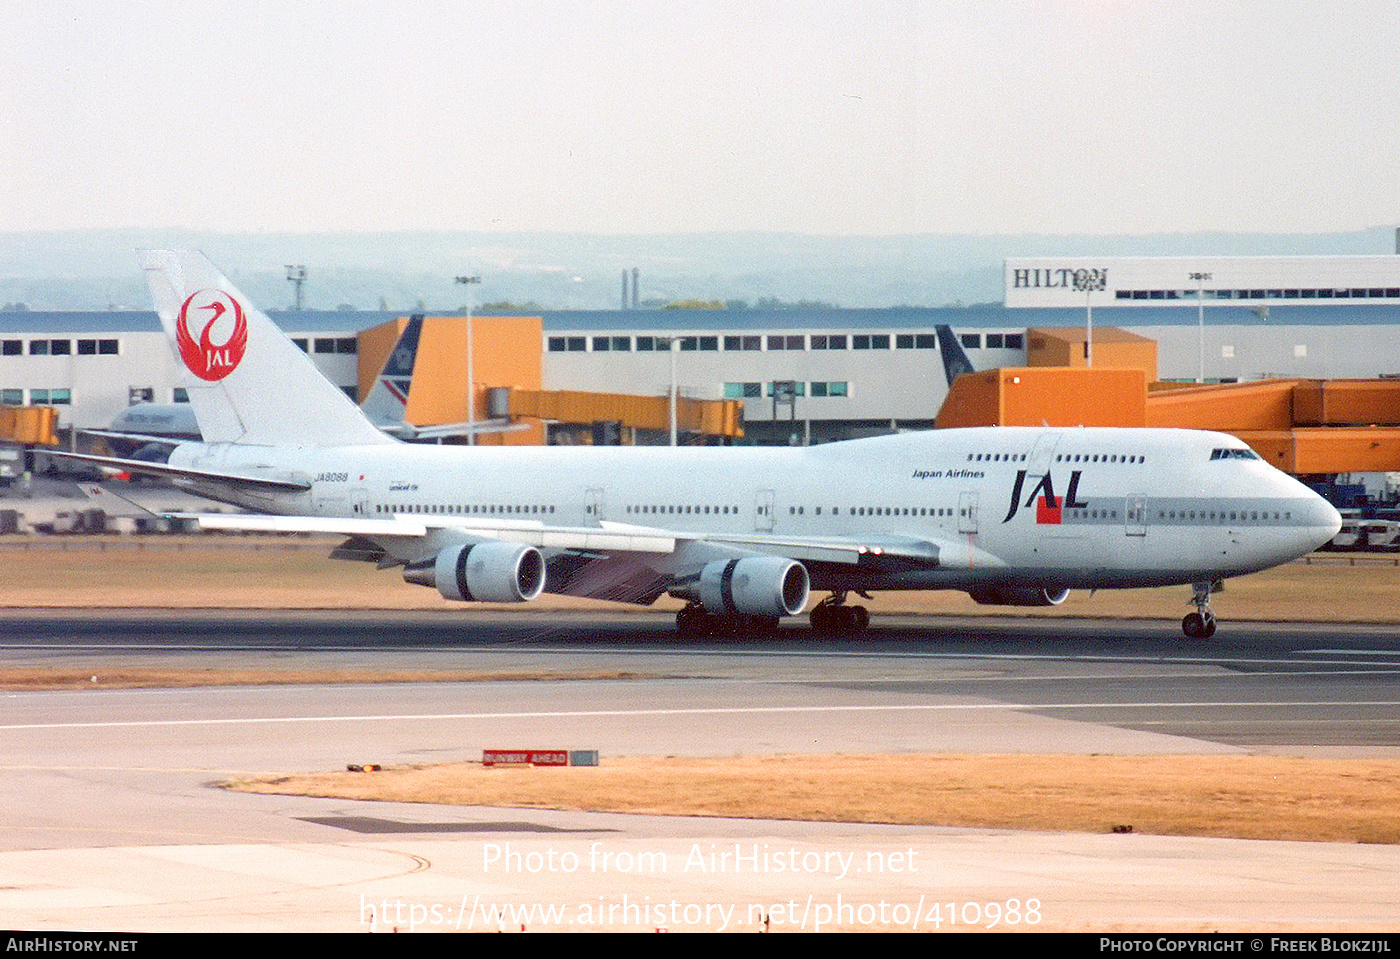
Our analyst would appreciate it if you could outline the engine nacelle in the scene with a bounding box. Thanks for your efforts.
[404,542,546,603]
[697,556,809,618]
[967,585,1070,607]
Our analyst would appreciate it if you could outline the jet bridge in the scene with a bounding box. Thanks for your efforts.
[935,367,1400,475]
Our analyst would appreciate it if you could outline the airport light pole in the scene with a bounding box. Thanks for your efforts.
[1072,268,1107,369]
[1191,271,1211,384]
[1085,287,1093,368]
[285,265,306,311]
[669,337,679,446]
[655,336,681,446]
[455,275,481,445]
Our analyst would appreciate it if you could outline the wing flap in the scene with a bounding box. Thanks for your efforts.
[701,532,940,565]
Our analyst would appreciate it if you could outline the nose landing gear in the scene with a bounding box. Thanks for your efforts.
[1182,580,1219,638]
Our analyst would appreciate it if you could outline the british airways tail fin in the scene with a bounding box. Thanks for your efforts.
[358,313,423,434]
[936,324,976,387]
[138,250,394,448]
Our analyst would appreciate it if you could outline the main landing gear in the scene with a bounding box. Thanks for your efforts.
[675,604,779,638]
[1182,580,1219,638]
[809,592,871,634]
[674,592,872,638]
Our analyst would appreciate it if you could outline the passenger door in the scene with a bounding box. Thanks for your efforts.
[958,491,979,535]
[1125,496,1147,536]
[755,488,775,532]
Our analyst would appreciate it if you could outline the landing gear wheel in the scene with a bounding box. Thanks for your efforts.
[738,614,780,636]
[1181,581,1220,638]
[676,604,714,638]
[677,606,782,638]
[810,594,870,635]
[849,605,870,631]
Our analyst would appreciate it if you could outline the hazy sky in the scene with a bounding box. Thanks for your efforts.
[4,0,1398,237]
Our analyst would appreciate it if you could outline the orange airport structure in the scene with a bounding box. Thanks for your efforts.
[935,367,1149,431]
[1025,326,1158,381]
[0,405,58,446]
[935,363,1400,476]
[357,315,743,445]
[358,314,545,445]
[1147,379,1400,474]
[506,388,743,444]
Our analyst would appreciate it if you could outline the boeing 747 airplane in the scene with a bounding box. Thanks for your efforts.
[64,251,1341,638]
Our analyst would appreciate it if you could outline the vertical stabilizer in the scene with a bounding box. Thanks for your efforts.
[138,250,393,447]
[936,325,976,387]
[359,314,424,432]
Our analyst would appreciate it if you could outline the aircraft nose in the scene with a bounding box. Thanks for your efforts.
[1303,492,1343,548]
[1323,500,1343,540]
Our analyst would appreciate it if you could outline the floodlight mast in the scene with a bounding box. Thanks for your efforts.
[285,265,306,311]
[1072,268,1106,368]
[455,274,482,445]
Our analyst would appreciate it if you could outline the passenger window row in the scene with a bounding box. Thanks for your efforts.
[379,503,557,516]
[964,451,1147,464]
[1055,453,1146,464]
[1157,508,1291,522]
[626,505,738,516]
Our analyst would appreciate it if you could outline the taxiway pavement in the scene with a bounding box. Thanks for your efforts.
[1,610,1398,932]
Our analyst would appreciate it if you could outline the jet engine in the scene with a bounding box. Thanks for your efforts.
[403,542,546,603]
[967,585,1070,607]
[697,556,809,618]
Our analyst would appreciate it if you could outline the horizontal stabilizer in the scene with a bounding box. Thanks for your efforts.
[48,450,311,491]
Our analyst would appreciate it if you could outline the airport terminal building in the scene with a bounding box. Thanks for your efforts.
[2,254,1399,447]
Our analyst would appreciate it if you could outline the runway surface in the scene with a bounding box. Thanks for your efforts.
[2,609,1398,932]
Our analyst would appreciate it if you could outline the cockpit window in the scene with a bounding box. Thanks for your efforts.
[1210,448,1259,461]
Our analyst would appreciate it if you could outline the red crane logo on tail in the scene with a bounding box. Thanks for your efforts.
[175,290,248,381]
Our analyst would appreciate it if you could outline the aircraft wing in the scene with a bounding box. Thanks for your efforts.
[171,511,940,566]
[164,508,963,607]
[74,437,957,605]
[179,512,678,553]
[66,447,963,605]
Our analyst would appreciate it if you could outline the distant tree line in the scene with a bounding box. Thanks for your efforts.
[477,300,546,313]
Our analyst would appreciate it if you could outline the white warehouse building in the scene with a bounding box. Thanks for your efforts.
[1,254,1398,446]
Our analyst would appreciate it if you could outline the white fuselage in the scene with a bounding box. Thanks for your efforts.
[169,425,1341,598]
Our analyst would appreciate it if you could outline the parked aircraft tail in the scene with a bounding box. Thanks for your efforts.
[935,324,976,387]
[358,314,424,432]
[137,250,392,448]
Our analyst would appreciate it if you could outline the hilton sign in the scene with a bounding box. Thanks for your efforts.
[1011,267,1109,292]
